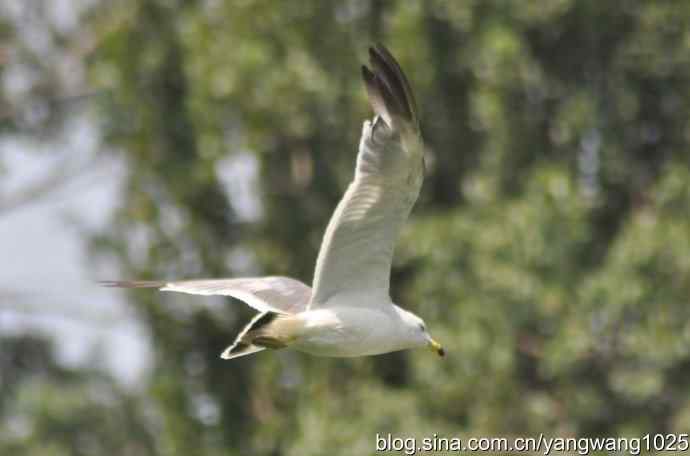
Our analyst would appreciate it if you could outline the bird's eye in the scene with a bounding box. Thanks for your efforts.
[418,323,426,332]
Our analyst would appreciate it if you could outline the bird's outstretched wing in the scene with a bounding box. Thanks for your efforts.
[309,44,424,306]
[102,276,311,315]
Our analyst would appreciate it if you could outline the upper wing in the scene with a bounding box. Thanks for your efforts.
[102,276,311,315]
[309,44,424,306]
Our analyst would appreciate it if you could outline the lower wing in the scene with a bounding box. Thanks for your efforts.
[101,276,311,315]
[309,44,424,306]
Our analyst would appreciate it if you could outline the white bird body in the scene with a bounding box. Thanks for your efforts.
[103,45,444,360]
[284,296,424,357]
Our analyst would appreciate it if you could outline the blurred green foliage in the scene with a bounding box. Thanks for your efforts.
[3,0,690,454]
[0,335,154,455]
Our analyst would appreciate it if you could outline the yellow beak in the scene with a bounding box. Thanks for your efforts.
[428,338,445,357]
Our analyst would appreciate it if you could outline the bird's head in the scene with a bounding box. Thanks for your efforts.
[398,308,445,357]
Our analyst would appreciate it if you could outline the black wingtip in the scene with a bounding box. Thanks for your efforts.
[368,45,378,62]
[362,43,418,130]
[361,64,373,82]
[361,63,393,127]
[99,280,164,289]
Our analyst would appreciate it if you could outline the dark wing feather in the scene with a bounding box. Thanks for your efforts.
[101,280,165,288]
[371,43,419,127]
[361,44,419,130]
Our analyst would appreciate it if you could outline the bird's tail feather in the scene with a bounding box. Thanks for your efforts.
[221,342,265,360]
[220,311,289,360]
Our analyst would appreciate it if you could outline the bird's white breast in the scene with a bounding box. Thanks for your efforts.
[291,299,408,357]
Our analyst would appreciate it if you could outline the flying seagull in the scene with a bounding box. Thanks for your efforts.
[103,44,444,360]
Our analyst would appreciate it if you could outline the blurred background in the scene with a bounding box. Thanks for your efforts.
[2,0,690,454]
